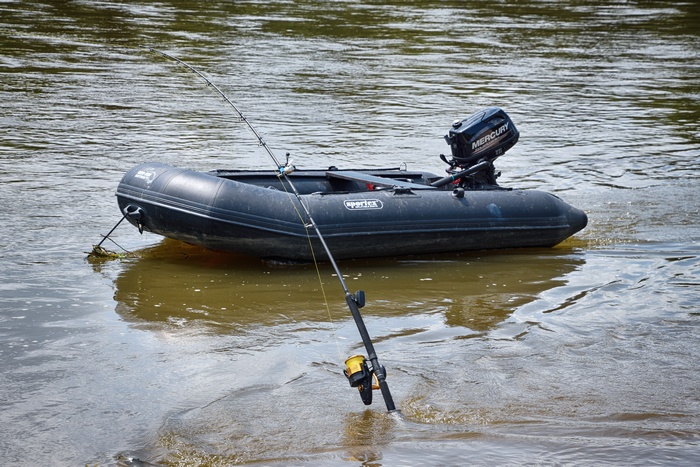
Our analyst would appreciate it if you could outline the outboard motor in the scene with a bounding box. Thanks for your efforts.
[441,107,519,189]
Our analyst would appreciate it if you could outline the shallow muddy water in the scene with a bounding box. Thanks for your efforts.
[1,1,699,465]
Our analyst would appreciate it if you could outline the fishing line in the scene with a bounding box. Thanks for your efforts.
[303,223,346,366]
[275,180,345,366]
[145,47,396,412]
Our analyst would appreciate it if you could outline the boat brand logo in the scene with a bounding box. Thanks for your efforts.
[134,169,156,186]
[344,199,383,210]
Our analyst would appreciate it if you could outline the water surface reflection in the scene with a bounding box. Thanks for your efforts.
[108,240,584,335]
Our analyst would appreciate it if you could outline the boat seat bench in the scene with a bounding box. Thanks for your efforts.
[325,170,437,190]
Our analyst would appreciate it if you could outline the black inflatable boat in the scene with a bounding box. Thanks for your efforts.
[116,107,587,260]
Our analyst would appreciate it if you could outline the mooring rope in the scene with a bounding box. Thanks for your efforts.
[88,213,132,258]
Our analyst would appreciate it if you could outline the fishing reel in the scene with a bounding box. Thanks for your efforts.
[341,290,388,406]
[344,354,381,405]
[440,106,519,189]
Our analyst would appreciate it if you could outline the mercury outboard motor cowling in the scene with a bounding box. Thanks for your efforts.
[445,106,519,169]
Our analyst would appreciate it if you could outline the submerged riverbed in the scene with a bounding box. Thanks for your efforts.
[1,1,699,465]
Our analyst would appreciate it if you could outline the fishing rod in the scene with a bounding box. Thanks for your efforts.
[145,47,396,412]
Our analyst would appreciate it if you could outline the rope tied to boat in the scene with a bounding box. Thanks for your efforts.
[88,212,133,259]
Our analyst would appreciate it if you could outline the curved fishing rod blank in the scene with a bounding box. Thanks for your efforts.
[145,47,396,412]
[142,47,283,168]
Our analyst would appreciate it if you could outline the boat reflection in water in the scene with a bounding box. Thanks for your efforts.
[111,238,584,335]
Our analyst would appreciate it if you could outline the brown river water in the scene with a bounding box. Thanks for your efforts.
[1,1,699,466]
